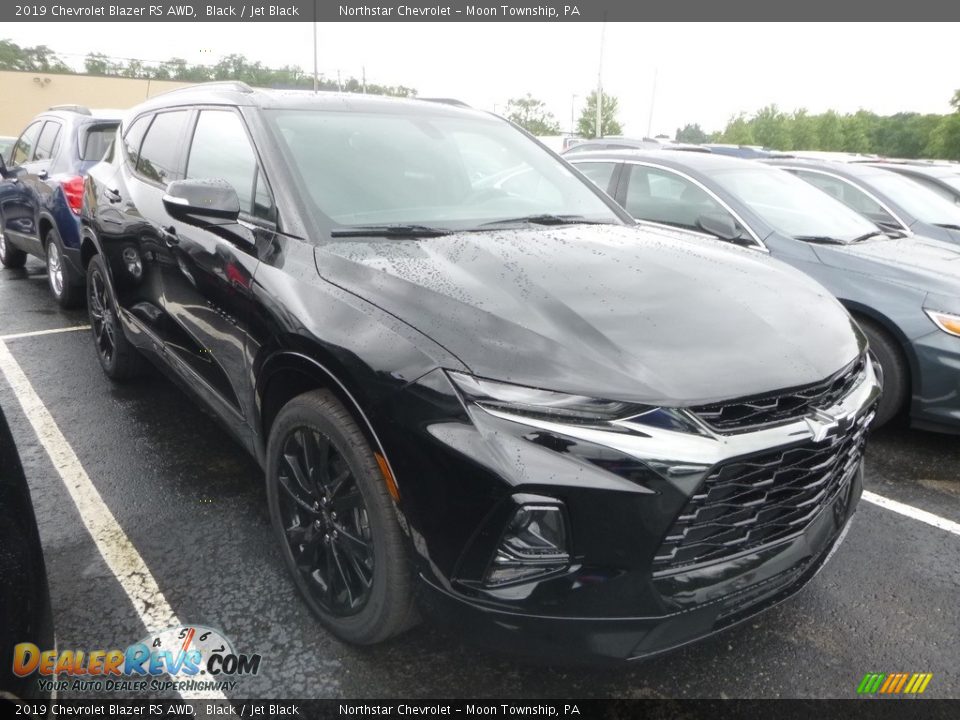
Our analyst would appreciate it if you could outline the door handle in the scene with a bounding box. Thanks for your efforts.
[163,226,180,246]
[106,188,121,203]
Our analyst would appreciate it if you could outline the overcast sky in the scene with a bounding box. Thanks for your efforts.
[7,22,959,136]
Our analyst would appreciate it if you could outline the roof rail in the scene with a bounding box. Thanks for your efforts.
[420,97,471,108]
[154,81,255,98]
[48,104,91,115]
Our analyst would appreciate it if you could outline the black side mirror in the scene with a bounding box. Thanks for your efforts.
[163,179,240,225]
[697,212,743,242]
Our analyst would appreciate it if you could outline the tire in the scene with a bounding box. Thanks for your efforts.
[45,227,82,308]
[0,226,27,269]
[857,317,908,428]
[86,254,143,380]
[266,389,417,645]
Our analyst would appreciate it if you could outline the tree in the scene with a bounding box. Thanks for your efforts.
[720,113,754,145]
[0,39,70,72]
[576,91,623,138]
[789,109,817,150]
[675,123,708,144]
[504,94,561,135]
[751,105,791,150]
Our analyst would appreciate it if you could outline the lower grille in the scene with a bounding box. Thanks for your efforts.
[653,407,873,573]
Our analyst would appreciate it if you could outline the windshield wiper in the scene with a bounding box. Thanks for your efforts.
[330,224,452,238]
[478,214,608,228]
[934,223,960,231]
[794,235,846,245]
[849,231,888,243]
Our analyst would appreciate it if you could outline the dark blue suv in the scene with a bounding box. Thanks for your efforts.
[0,106,120,307]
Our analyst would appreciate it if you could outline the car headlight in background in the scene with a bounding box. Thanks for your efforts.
[924,309,960,338]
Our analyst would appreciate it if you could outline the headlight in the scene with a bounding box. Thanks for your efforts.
[924,309,960,338]
[446,371,650,425]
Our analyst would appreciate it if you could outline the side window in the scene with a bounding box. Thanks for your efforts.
[624,165,731,232]
[122,115,151,168]
[137,111,190,184]
[909,175,956,205]
[186,110,274,219]
[11,121,43,165]
[33,121,62,162]
[793,170,898,227]
[574,162,618,194]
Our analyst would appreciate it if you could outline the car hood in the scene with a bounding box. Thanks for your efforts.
[813,234,960,295]
[314,224,862,406]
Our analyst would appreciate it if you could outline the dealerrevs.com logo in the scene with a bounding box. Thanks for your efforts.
[12,625,261,694]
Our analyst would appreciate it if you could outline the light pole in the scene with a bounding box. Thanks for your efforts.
[646,67,658,137]
[570,93,578,134]
[312,22,318,93]
[596,21,606,138]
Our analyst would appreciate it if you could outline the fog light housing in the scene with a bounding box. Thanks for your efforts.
[485,504,570,586]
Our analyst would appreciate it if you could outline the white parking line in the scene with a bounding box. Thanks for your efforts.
[0,340,226,701]
[863,490,960,537]
[0,325,91,341]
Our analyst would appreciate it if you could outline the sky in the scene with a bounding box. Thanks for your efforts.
[6,21,960,136]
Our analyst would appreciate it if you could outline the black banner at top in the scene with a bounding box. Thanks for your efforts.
[4,0,960,22]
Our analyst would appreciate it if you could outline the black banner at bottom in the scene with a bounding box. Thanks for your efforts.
[2,698,957,719]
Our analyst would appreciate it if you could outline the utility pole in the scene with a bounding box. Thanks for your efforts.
[337,69,342,92]
[596,19,606,138]
[570,93,578,134]
[312,22,318,93]
[646,67,658,137]
[362,66,366,94]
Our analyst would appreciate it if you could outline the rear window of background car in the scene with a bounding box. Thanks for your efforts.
[136,111,190,184]
[82,124,119,162]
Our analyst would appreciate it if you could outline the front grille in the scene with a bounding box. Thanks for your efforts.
[691,356,866,434]
[653,407,873,573]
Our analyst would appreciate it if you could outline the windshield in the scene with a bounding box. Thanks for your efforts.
[866,171,960,225]
[709,166,880,242]
[265,109,621,230]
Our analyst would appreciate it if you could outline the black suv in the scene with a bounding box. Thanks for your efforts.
[80,82,879,661]
[0,106,121,307]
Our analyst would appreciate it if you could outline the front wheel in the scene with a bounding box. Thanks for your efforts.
[266,390,417,645]
[0,227,27,269]
[858,317,908,428]
[86,254,143,380]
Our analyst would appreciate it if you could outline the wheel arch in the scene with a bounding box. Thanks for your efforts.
[841,300,917,396]
[255,348,399,493]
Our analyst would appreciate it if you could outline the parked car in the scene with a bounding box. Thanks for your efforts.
[869,162,960,206]
[568,149,960,431]
[0,400,54,701]
[764,158,960,245]
[0,105,121,307]
[563,136,706,154]
[80,83,879,661]
[0,137,15,164]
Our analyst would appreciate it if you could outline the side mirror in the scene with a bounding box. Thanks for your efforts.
[163,179,240,225]
[0,154,8,178]
[696,212,743,242]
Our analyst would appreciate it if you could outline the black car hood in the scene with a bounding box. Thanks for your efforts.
[314,224,862,406]
[813,235,960,296]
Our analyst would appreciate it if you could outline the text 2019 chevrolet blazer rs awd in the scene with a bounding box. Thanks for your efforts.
[79,83,880,661]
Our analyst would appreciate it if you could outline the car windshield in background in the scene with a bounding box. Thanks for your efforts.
[265,109,621,230]
[867,170,960,226]
[939,174,960,192]
[81,123,120,161]
[710,166,880,242]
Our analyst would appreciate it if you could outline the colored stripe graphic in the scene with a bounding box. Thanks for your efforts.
[857,672,932,695]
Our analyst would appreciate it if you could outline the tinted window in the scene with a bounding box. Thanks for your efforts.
[187,110,271,218]
[908,175,957,204]
[574,162,618,193]
[866,171,960,226]
[122,115,150,167]
[137,111,189,184]
[791,170,898,228]
[11,121,42,165]
[34,121,62,162]
[624,165,730,232]
[82,123,119,161]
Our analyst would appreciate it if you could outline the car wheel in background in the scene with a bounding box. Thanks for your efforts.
[0,227,27,269]
[266,389,417,645]
[45,228,81,308]
[86,254,143,380]
[857,317,908,428]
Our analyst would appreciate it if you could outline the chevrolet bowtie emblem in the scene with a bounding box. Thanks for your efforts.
[805,408,846,442]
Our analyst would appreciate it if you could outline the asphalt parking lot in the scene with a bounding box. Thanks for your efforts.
[1,257,959,701]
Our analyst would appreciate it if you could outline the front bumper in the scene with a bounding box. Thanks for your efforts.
[421,464,861,662]
[910,328,960,432]
[381,357,880,662]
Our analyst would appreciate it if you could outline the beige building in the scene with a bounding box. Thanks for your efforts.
[0,70,194,136]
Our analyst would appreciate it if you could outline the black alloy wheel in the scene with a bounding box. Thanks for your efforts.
[86,254,142,380]
[267,390,417,644]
